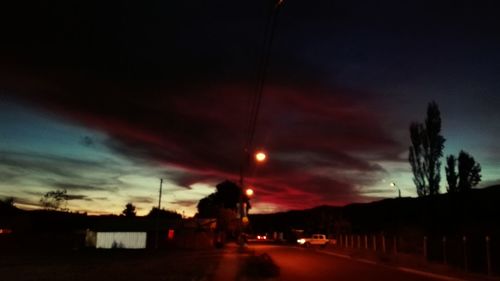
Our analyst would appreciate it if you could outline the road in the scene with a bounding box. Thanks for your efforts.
[249,244,455,281]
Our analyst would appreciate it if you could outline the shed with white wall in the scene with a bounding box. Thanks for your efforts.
[86,231,147,249]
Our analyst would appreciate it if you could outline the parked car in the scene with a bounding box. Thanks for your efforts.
[297,234,330,248]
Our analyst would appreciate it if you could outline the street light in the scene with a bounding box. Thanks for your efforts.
[237,150,267,246]
[255,151,267,162]
[390,182,401,198]
[245,188,254,197]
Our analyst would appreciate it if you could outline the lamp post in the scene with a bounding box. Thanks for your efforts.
[390,182,401,198]
[255,151,267,162]
[245,188,254,197]
[238,151,266,245]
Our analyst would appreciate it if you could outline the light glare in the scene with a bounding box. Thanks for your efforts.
[255,151,267,162]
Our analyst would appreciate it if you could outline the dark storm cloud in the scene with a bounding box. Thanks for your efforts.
[51,182,107,192]
[0,1,404,209]
[11,197,42,209]
[24,191,90,202]
[360,188,393,195]
[66,194,92,201]
[127,196,155,204]
[172,200,200,208]
[2,1,499,210]
[80,136,95,147]
[0,150,120,193]
[0,150,103,180]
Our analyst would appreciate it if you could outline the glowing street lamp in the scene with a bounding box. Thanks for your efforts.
[245,188,254,197]
[390,182,401,198]
[255,151,267,162]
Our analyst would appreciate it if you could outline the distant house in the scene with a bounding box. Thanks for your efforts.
[85,216,180,249]
[85,230,147,249]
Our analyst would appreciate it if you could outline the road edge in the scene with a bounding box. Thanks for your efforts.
[315,249,470,281]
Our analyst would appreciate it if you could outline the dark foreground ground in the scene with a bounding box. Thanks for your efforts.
[0,248,222,281]
[246,244,498,281]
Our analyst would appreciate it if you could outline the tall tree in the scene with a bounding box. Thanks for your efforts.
[0,197,18,215]
[424,102,446,195]
[122,203,137,217]
[40,189,69,211]
[147,207,182,220]
[445,155,458,193]
[408,101,446,196]
[457,150,482,191]
[196,180,251,217]
[197,193,219,218]
[409,122,427,196]
[0,197,14,207]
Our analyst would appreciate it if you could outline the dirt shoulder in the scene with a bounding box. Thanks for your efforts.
[0,248,222,281]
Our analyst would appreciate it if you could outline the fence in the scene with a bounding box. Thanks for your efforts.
[335,233,497,276]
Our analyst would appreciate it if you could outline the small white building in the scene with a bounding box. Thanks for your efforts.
[86,230,147,249]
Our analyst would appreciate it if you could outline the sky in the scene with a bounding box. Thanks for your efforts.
[1,1,500,216]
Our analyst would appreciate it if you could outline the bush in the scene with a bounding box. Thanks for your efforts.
[240,253,280,279]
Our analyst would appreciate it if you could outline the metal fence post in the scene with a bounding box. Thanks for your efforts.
[351,235,354,248]
[423,236,427,260]
[486,236,491,276]
[364,235,368,249]
[393,236,398,254]
[357,235,361,249]
[463,236,468,272]
[373,235,377,251]
[382,235,386,253]
[442,236,447,265]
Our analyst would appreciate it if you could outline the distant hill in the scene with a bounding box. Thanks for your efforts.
[249,185,500,237]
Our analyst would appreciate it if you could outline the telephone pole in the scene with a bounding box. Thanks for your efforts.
[155,178,163,249]
[158,178,163,210]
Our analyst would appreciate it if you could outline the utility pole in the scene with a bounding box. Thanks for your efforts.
[158,178,163,210]
[155,178,163,249]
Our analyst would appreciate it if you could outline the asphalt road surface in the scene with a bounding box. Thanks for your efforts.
[250,245,451,281]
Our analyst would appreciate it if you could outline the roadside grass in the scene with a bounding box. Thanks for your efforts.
[239,253,280,280]
[0,248,221,281]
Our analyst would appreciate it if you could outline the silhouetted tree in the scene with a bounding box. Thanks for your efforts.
[147,207,182,220]
[0,197,14,207]
[196,180,253,244]
[122,203,137,217]
[409,101,445,196]
[197,193,219,218]
[0,197,17,215]
[409,123,427,196]
[40,189,69,211]
[215,180,245,210]
[445,155,458,193]
[457,150,481,191]
[196,180,251,218]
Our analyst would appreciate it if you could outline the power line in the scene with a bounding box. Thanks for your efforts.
[240,1,284,184]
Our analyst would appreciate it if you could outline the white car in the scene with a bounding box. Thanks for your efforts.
[297,234,330,247]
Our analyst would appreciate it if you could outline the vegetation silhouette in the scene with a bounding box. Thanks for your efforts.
[147,207,182,220]
[0,197,19,216]
[409,101,445,196]
[446,151,482,193]
[40,189,69,211]
[457,150,482,191]
[121,203,137,217]
[196,180,251,246]
[445,155,458,192]
[249,185,500,240]
[196,180,250,218]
